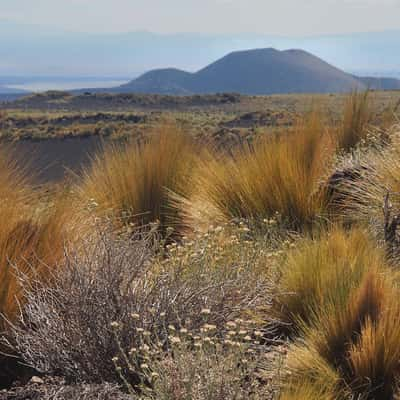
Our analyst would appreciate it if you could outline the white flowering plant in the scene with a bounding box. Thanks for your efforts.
[112,312,284,400]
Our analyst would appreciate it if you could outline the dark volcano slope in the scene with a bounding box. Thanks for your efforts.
[118,48,367,95]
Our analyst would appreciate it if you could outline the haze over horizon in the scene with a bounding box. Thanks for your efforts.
[1,0,400,36]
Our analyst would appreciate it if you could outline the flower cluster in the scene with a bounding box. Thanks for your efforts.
[112,308,282,399]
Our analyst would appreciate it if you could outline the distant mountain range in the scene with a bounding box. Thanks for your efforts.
[0,85,27,94]
[358,76,400,91]
[115,48,400,95]
[0,20,399,77]
[1,46,399,97]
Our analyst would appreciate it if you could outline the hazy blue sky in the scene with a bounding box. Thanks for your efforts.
[1,0,399,35]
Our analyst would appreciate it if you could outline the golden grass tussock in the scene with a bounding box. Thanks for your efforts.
[337,90,372,152]
[348,305,400,399]
[282,346,343,399]
[285,269,400,400]
[0,196,71,330]
[274,226,388,334]
[79,126,199,237]
[0,146,34,326]
[382,99,400,129]
[191,112,335,230]
[0,147,72,330]
[306,270,388,369]
[0,145,33,206]
[280,379,342,400]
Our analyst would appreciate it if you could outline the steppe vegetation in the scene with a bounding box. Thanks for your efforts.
[1,90,400,399]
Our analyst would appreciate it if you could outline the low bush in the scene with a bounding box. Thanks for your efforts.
[330,129,400,255]
[114,317,282,400]
[1,377,132,400]
[10,223,278,387]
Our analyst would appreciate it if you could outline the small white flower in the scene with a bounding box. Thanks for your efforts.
[169,336,181,344]
[140,344,150,352]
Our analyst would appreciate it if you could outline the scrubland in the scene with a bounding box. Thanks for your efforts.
[1,91,400,399]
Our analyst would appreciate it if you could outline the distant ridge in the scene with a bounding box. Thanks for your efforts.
[0,85,28,95]
[115,48,400,95]
[117,48,367,95]
[358,76,400,91]
[123,68,193,95]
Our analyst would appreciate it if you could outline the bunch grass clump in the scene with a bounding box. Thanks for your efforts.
[80,126,199,237]
[0,146,74,387]
[274,226,388,335]
[0,199,70,326]
[0,149,71,328]
[337,90,372,152]
[192,113,335,231]
[285,270,400,399]
[280,380,345,400]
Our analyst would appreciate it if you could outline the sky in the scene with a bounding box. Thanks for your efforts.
[0,0,399,35]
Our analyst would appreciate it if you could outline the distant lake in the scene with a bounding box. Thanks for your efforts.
[5,79,129,92]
